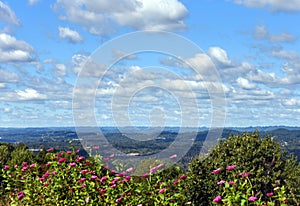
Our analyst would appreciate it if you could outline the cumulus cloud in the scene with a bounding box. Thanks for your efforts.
[0,69,19,83]
[253,25,297,43]
[207,47,232,67]
[0,1,20,25]
[52,0,188,35]
[54,64,67,76]
[0,33,35,62]
[58,26,83,43]
[15,88,47,101]
[236,77,256,90]
[231,0,300,12]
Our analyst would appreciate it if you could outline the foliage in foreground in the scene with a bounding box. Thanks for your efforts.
[187,131,300,205]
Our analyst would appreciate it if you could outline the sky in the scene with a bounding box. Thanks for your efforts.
[1,0,300,128]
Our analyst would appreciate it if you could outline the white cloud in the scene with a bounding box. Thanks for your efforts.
[253,25,297,43]
[0,33,35,62]
[15,88,47,101]
[113,50,137,60]
[207,47,232,67]
[232,0,300,12]
[0,69,19,82]
[54,63,67,76]
[28,0,39,5]
[236,77,256,89]
[0,1,20,25]
[53,0,188,35]
[58,26,83,43]
[0,83,6,88]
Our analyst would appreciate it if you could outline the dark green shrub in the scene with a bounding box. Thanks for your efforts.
[187,132,300,205]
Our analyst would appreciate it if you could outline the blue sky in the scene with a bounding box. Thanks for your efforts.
[1,0,300,128]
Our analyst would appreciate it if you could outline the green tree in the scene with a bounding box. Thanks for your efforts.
[187,132,300,205]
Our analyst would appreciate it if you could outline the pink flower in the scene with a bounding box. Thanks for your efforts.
[125,176,131,181]
[81,183,86,188]
[142,173,149,178]
[77,156,85,162]
[229,181,235,185]
[266,192,274,197]
[22,162,28,167]
[126,167,134,173]
[179,175,187,180]
[116,198,121,203]
[52,171,57,175]
[93,145,100,150]
[80,169,88,174]
[43,183,49,187]
[42,171,50,178]
[174,179,179,184]
[45,162,51,167]
[226,164,236,170]
[248,196,257,202]
[58,152,64,157]
[212,168,222,175]
[213,195,222,203]
[118,171,126,177]
[38,177,45,182]
[242,172,250,177]
[103,157,110,162]
[217,180,225,185]
[110,184,116,188]
[78,178,86,183]
[66,151,72,155]
[75,150,80,154]
[110,153,115,158]
[100,176,108,182]
[91,175,97,181]
[4,165,9,170]
[159,188,165,194]
[30,163,36,168]
[150,164,164,174]
[58,158,66,164]
[21,166,28,172]
[47,148,53,152]
[17,192,25,200]
[69,162,76,167]
[169,154,177,159]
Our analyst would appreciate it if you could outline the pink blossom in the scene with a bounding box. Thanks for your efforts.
[103,157,110,162]
[47,148,53,152]
[169,154,177,159]
[217,180,225,185]
[179,175,187,180]
[229,181,235,185]
[22,162,28,167]
[17,192,25,200]
[118,171,126,177]
[75,150,80,154]
[4,165,9,170]
[150,164,164,174]
[174,179,179,184]
[213,195,222,203]
[45,162,51,167]
[212,168,222,175]
[43,183,49,187]
[248,196,257,202]
[242,172,250,177]
[110,184,116,188]
[80,169,88,174]
[142,173,149,178]
[81,183,86,188]
[78,178,86,183]
[38,177,45,182]
[110,153,115,158]
[116,198,121,203]
[77,156,85,162]
[58,158,66,164]
[52,171,57,175]
[21,166,28,172]
[91,175,97,181]
[57,152,64,157]
[66,151,72,155]
[125,176,131,181]
[30,163,36,168]
[42,171,50,178]
[266,192,274,197]
[100,176,108,182]
[159,188,165,194]
[69,162,76,167]
[125,167,134,173]
[226,164,236,170]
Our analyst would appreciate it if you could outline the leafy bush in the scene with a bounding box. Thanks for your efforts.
[187,131,300,205]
